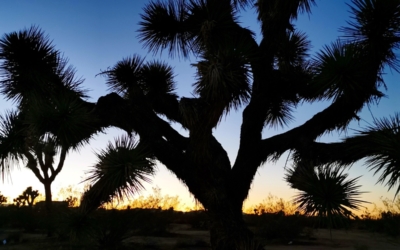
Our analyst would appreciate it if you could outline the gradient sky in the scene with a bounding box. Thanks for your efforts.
[0,0,399,209]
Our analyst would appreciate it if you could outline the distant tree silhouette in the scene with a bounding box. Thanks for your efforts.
[13,197,24,208]
[57,185,82,207]
[244,194,298,215]
[126,186,181,210]
[0,27,96,212]
[15,186,40,208]
[2,0,400,249]
[65,196,78,207]
[0,192,7,205]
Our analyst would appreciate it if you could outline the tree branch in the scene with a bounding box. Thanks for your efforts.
[50,146,67,182]
[92,92,192,170]
[230,68,380,203]
[24,151,44,183]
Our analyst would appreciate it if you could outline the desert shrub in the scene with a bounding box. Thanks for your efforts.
[253,212,307,242]
[34,205,72,237]
[175,239,209,248]
[56,185,83,207]
[244,194,298,216]
[13,206,39,232]
[0,193,7,204]
[51,210,92,242]
[379,211,400,237]
[14,187,40,208]
[313,213,353,230]
[0,206,18,228]
[354,244,369,250]
[0,205,66,234]
[243,213,261,227]
[357,198,400,237]
[130,241,161,249]
[358,215,400,238]
[179,210,209,230]
[378,197,400,237]
[0,205,52,232]
[89,209,133,249]
[380,197,400,214]
[167,210,185,223]
[128,187,181,210]
[130,208,171,236]
[47,209,128,247]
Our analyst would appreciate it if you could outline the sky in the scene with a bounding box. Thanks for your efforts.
[0,0,399,210]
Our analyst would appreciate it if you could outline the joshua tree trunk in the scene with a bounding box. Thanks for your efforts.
[207,202,262,250]
[42,180,55,237]
[43,181,52,212]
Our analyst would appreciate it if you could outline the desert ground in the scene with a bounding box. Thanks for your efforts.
[0,223,398,250]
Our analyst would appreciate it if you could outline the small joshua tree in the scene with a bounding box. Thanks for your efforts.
[14,187,39,208]
[65,196,78,207]
[13,197,25,208]
[0,192,7,205]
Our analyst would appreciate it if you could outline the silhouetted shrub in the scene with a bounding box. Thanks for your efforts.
[179,211,209,230]
[14,206,39,232]
[175,239,209,248]
[379,212,400,237]
[355,210,400,237]
[253,212,307,242]
[89,209,133,249]
[130,208,171,236]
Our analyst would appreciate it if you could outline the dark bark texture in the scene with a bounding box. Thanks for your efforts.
[78,1,398,249]
[3,1,399,248]
[43,181,52,213]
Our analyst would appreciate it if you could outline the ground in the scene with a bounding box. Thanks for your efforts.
[0,224,398,249]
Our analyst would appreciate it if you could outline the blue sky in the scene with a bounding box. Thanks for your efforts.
[0,0,399,209]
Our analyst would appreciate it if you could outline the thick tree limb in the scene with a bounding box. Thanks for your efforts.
[230,70,380,203]
[51,147,67,182]
[24,151,44,183]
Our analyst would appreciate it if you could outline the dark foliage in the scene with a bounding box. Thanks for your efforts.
[3,0,400,249]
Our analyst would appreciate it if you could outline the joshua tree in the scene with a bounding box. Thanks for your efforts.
[2,0,400,249]
[0,192,7,205]
[65,196,78,207]
[13,197,24,208]
[14,186,40,208]
[79,135,155,214]
[0,27,97,212]
[285,163,368,239]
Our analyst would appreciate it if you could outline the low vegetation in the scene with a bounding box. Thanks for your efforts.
[2,0,400,247]
[0,187,398,249]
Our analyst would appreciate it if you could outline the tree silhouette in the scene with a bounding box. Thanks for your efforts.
[285,163,368,239]
[0,192,7,205]
[13,197,24,208]
[79,136,155,214]
[65,196,78,207]
[13,186,40,208]
[2,0,400,249]
[0,27,97,212]
[22,186,39,208]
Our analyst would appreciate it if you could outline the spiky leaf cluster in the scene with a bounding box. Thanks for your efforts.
[0,111,26,179]
[285,164,368,222]
[81,136,155,213]
[341,0,400,72]
[100,55,178,116]
[139,0,248,58]
[0,26,87,106]
[193,49,251,114]
[343,114,400,197]
[311,41,386,108]
[275,30,311,70]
